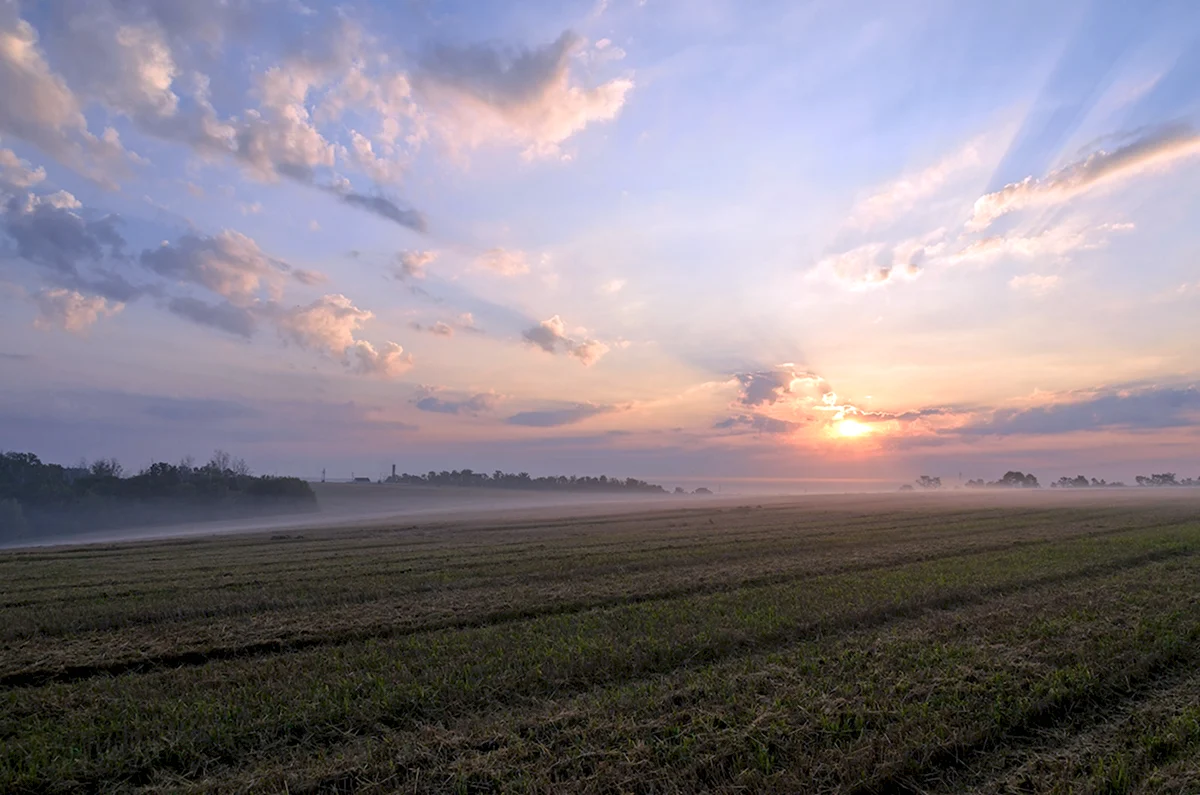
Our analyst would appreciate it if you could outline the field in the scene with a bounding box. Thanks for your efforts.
[4,490,1200,793]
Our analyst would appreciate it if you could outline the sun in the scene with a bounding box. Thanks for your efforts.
[835,419,872,438]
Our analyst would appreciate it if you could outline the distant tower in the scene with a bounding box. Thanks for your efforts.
[392,464,397,478]
[321,468,326,483]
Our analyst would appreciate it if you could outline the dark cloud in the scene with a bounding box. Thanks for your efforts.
[338,192,427,232]
[143,396,260,423]
[957,385,1200,436]
[734,367,824,407]
[506,403,615,427]
[419,31,583,107]
[167,296,258,337]
[0,191,147,302]
[713,414,800,434]
[414,392,499,416]
[139,230,283,302]
[2,193,125,275]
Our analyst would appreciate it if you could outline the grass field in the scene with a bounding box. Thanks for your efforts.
[4,490,1200,793]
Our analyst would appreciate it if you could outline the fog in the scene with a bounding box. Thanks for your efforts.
[2,484,700,549]
[5,482,1198,551]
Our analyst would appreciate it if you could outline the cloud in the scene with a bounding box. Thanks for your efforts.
[414,388,499,415]
[506,403,616,427]
[39,3,180,122]
[957,384,1200,436]
[166,295,257,337]
[395,249,436,280]
[270,293,374,354]
[848,140,982,228]
[415,30,633,158]
[142,396,258,423]
[0,145,46,188]
[712,413,800,434]
[336,191,427,232]
[809,230,944,289]
[410,312,482,336]
[951,222,1132,265]
[599,278,625,294]
[0,5,133,183]
[140,230,285,303]
[0,189,142,300]
[32,287,122,331]
[263,293,412,376]
[347,129,406,183]
[290,267,326,286]
[476,247,530,276]
[810,243,922,288]
[969,127,1200,230]
[522,314,610,365]
[733,366,825,407]
[349,340,413,376]
[1009,273,1061,297]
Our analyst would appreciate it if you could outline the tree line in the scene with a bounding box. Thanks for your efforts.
[383,468,668,493]
[906,470,1199,490]
[1,450,314,540]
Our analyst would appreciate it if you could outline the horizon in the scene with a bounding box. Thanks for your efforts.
[1,0,1198,481]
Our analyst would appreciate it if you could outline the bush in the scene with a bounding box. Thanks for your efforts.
[246,477,316,500]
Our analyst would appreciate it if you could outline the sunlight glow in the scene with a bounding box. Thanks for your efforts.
[835,419,873,438]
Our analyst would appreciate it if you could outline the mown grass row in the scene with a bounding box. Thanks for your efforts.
[172,556,1200,794]
[4,514,1185,686]
[928,666,1200,794]
[1,503,1146,608]
[2,503,1184,648]
[3,525,1198,791]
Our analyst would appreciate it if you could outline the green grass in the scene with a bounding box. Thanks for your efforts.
[3,493,1200,793]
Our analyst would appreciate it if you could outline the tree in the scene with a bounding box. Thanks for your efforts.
[90,458,124,479]
[916,475,942,489]
[206,450,232,475]
[997,471,1039,488]
[1136,473,1178,487]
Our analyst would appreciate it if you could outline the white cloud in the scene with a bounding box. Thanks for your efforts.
[1009,273,1060,297]
[0,145,45,188]
[272,293,372,354]
[32,287,122,331]
[347,129,406,184]
[415,31,633,159]
[969,128,1200,230]
[476,247,530,276]
[809,240,928,289]
[522,314,610,366]
[848,139,982,228]
[44,6,179,121]
[396,249,436,280]
[410,312,481,336]
[350,340,413,376]
[0,6,132,183]
[952,221,1132,265]
[600,278,626,294]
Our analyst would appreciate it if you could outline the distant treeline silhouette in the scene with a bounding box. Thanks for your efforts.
[384,468,667,493]
[1,451,314,540]
[906,470,1199,490]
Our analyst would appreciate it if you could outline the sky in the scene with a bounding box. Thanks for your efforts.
[0,0,1198,487]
